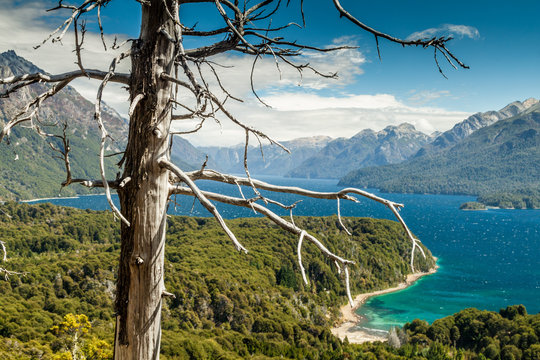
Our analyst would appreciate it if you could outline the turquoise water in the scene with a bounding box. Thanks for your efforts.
[357,200,540,331]
[27,176,540,331]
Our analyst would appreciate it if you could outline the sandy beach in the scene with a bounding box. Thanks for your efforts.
[331,267,438,344]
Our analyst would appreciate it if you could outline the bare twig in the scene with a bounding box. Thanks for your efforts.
[336,196,352,236]
[0,240,7,263]
[159,157,248,253]
[0,69,129,97]
[297,230,308,285]
[0,239,24,280]
[332,0,468,70]
[94,50,131,226]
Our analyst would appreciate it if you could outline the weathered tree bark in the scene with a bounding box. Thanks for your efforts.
[114,1,175,359]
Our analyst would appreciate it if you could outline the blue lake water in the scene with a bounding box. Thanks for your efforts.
[27,176,540,331]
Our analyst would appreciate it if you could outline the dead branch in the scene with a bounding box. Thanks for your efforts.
[158,157,248,253]
[73,19,88,77]
[297,230,308,284]
[169,184,356,302]
[0,240,24,280]
[0,78,72,143]
[336,196,352,236]
[0,69,129,98]
[331,0,468,70]
[0,240,7,263]
[37,0,101,49]
[186,169,397,205]
[181,169,426,268]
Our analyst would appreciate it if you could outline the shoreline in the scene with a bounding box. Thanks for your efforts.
[331,266,438,344]
[21,196,80,203]
[20,193,107,203]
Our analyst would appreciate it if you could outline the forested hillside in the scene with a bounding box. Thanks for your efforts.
[403,305,540,359]
[0,202,434,359]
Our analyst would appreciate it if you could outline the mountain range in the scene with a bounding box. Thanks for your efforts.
[340,101,540,197]
[177,124,434,179]
[180,99,538,180]
[287,123,433,179]
[414,98,539,157]
[197,136,332,176]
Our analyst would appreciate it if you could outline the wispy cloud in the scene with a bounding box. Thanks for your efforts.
[407,90,452,106]
[407,24,480,41]
[200,45,366,99]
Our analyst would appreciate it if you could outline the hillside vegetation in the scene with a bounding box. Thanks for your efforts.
[1,203,538,359]
[403,305,540,360]
[0,202,434,359]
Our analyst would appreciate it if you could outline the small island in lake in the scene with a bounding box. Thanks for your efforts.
[477,189,540,209]
[460,190,540,210]
[459,202,487,210]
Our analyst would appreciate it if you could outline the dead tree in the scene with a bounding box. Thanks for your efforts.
[0,1,466,359]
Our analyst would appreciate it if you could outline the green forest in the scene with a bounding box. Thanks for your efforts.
[0,203,538,359]
[476,189,540,209]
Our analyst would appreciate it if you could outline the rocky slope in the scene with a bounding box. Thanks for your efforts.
[170,135,215,171]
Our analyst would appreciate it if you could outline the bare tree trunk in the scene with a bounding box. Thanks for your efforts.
[114,1,175,359]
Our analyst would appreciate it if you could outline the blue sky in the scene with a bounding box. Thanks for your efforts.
[1,0,539,145]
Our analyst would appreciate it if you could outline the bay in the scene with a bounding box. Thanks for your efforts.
[27,176,540,331]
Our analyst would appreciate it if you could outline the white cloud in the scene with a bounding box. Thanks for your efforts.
[262,93,400,111]
[1,2,471,148]
[197,46,366,99]
[407,24,480,41]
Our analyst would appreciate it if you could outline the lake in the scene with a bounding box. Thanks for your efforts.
[26,176,540,331]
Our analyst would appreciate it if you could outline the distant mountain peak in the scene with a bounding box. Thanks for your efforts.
[352,128,375,138]
[498,98,538,118]
[414,98,540,157]
[397,122,416,129]
[340,104,540,197]
[0,50,43,77]
[522,98,539,108]
[287,122,431,179]
[382,123,418,133]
